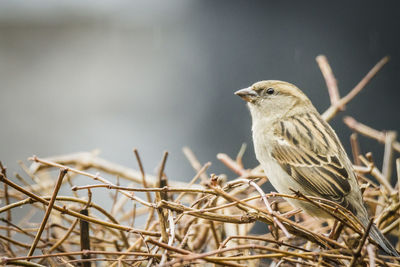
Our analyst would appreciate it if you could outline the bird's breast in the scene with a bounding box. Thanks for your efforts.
[252,121,305,194]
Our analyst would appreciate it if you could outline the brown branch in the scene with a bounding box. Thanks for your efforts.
[349,219,373,267]
[1,59,400,267]
[182,147,209,182]
[4,260,47,267]
[382,131,397,181]
[0,175,160,237]
[359,155,395,194]
[217,153,248,176]
[27,168,67,258]
[208,186,348,250]
[322,56,389,121]
[0,234,47,249]
[163,243,317,267]
[28,152,194,188]
[0,218,43,242]
[147,238,244,267]
[237,178,291,238]
[71,184,216,195]
[397,158,400,208]
[219,235,310,252]
[159,200,255,224]
[350,133,362,165]
[344,116,400,153]
[235,143,247,168]
[0,195,129,244]
[0,162,11,251]
[2,250,164,263]
[367,244,376,267]
[80,209,91,267]
[316,55,341,107]
[133,148,152,203]
[175,162,211,203]
[38,219,79,264]
[31,156,154,208]
[208,220,220,249]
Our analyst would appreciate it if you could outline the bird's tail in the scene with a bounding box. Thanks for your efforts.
[366,220,399,257]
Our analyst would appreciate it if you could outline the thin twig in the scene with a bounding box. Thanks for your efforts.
[367,244,376,267]
[27,168,68,258]
[38,219,79,264]
[71,184,216,195]
[316,55,341,107]
[80,209,91,267]
[350,133,361,165]
[349,219,373,267]
[217,153,247,176]
[31,156,154,208]
[359,155,395,194]
[133,148,152,203]
[236,143,247,168]
[160,210,176,265]
[344,116,400,153]
[0,176,160,236]
[182,147,209,182]
[240,179,291,238]
[382,131,397,182]
[156,151,170,244]
[0,161,12,255]
[397,158,400,209]
[3,250,165,262]
[322,56,390,121]
[175,162,211,203]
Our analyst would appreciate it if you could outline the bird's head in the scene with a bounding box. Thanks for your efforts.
[235,80,312,119]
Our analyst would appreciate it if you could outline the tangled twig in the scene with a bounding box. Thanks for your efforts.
[0,55,398,267]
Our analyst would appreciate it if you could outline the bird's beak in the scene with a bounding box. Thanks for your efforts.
[234,87,257,102]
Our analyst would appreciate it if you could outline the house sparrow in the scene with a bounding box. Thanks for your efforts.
[235,80,399,256]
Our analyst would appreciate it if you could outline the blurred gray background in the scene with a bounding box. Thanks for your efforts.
[1,0,400,184]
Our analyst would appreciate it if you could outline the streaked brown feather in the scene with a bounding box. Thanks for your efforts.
[271,112,353,210]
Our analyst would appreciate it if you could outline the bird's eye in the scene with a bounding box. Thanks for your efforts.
[266,88,275,95]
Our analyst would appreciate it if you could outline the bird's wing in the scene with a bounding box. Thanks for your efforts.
[271,112,355,211]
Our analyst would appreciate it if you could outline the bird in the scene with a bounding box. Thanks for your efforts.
[235,80,399,257]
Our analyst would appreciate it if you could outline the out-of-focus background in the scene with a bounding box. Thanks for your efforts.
[1,0,399,184]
